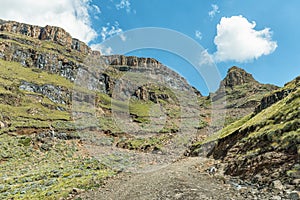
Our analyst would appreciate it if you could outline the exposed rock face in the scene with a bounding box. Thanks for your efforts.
[104,55,160,68]
[207,66,278,131]
[0,18,199,138]
[0,19,93,54]
[0,19,196,101]
[191,77,300,188]
[255,76,300,113]
[134,84,170,103]
[19,81,71,105]
[220,66,258,88]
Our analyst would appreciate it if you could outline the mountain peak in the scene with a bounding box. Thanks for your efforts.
[221,66,258,88]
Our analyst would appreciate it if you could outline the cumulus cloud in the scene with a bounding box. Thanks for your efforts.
[0,0,99,43]
[195,30,202,40]
[90,44,113,55]
[199,49,214,66]
[116,0,131,13]
[208,4,220,19]
[213,15,277,62]
[100,22,123,41]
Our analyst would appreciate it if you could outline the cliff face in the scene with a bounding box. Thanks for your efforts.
[0,19,92,54]
[255,76,300,113]
[220,66,259,88]
[190,75,300,188]
[0,19,193,96]
[0,19,199,136]
[202,66,278,131]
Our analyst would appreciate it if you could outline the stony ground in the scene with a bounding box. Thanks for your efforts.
[74,157,297,200]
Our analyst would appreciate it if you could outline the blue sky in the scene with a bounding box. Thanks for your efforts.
[1,0,300,95]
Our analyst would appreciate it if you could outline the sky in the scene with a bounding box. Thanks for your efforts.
[0,0,300,95]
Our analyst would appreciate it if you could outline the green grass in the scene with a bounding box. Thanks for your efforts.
[0,31,86,63]
[191,84,300,155]
[0,134,116,200]
[117,134,171,151]
[0,59,73,88]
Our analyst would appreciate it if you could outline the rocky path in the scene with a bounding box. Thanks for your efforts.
[73,157,283,200]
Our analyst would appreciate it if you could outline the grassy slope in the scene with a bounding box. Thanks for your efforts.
[0,134,115,199]
[190,77,300,182]
[0,32,165,199]
[0,30,202,198]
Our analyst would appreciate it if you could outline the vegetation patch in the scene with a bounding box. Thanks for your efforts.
[0,133,116,200]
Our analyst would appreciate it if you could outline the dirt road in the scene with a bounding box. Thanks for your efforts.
[74,157,277,200]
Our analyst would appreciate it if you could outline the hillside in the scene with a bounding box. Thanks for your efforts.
[194,66,278,140]
[0,19,299,200]
[190,75,300,190]
[0,19,202,199]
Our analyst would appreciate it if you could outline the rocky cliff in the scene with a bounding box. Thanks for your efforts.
[0,18,200,150]
[0,19,203,199]
[190,75,300,191]
[0,19,92,54]
[199,66,278,131]
[220,66,259,88]
[1,19,299,199]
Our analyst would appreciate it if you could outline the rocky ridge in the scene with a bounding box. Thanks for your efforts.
[0,19,204,199]
[190,75,300,195]
[0,19,299,200]
[0,19,92,54]
[197,66,279,133]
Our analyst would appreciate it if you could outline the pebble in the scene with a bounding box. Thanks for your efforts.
[292,179,300,185]
[174,193,184,199]
[289,191,300,200]
[272,195,281,200]
[272,180,284,190]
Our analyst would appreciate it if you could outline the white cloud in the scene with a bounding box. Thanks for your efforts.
[116,0,131,13]
[213,15,278,62]
[208,4,220,19]
[91,4,101,14]
[199,49,214,66]
[100,22,123,41]
[0,0,98,43]
[119,33,127,41]
[195,30,202,40]
[90,44,113,55]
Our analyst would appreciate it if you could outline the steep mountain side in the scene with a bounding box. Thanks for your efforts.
[197,66,278,133]
[0,19,199,135]
[190,76,300,188]
[0,19,201,199]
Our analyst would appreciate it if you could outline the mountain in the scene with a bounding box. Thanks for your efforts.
[196,66,278,136]
[190,75,300,189]
[0,19,201,135]
[0,19,203,199]
[1,19,299,199]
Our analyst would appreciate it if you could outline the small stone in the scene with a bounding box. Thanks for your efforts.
[289,191,300,200]
[272,195,281,200]
[0,121,5,128]
[292,179,300,185]
[272,180,284,190]
[174,193,184,199]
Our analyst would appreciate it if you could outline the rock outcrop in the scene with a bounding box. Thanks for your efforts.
[0,19,196,100]
[0,19,93,54]
[0,18,199,137]
[206,66,278,131]
[220,66,258,88]
[191,76,300,188]
[255,76,300,113]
